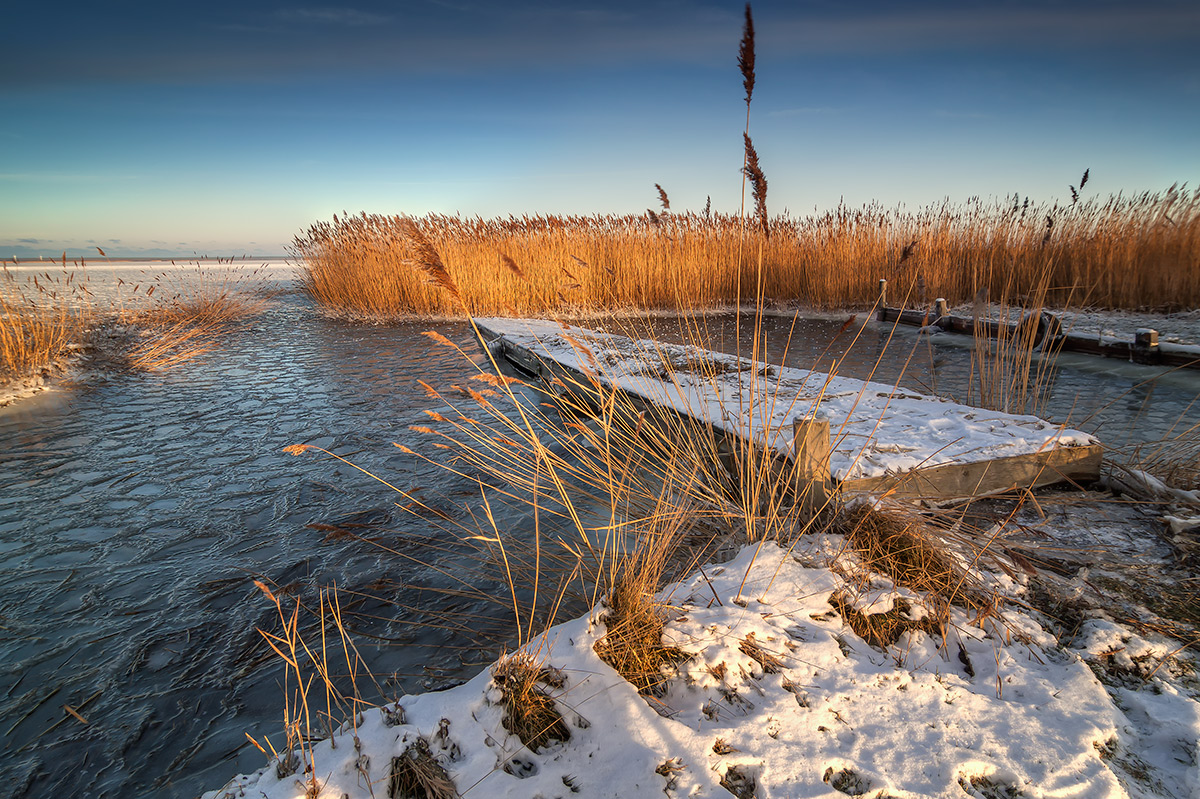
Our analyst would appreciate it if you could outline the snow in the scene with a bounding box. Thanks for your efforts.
[203,541,1200,799]
[475,318,1097,483]
[2,259,295,311]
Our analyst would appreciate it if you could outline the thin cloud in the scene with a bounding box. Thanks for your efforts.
[4,3,1196,89]
[769,107,845,117]
[761,6,1200,56]
[275,7,393,27]
[933,109,996,120]
[0,172,136,182]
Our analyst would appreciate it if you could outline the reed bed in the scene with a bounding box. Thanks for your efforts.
[294,186,1200,318]
[0,262,269,388]
[0,267,91,382]
[123,283,266,371]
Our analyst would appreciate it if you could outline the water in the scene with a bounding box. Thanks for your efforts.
[0,292,554,797]
[2,298,1196,797]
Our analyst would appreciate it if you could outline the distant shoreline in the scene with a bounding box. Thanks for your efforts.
[7,255,292,264]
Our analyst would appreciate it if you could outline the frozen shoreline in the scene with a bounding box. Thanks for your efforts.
[204,536,1200,799]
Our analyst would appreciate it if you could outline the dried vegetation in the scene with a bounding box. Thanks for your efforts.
[0,261,267,391]
[294,187,1200,318]
[492,652,571,752]
[0,267,91,383]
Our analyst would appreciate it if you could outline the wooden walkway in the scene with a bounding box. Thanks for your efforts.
[875,288,1199,370]
[474,318,1104,503]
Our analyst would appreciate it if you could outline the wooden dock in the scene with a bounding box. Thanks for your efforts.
[474,318,1104,504]
[875,282,1200,369]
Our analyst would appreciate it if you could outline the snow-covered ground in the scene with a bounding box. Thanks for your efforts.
[200,312,1198,799]
[204,529,1199,799]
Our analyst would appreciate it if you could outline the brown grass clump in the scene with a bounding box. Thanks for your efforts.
[125,283,264,371]
[491,652,570,752]
[594,583,688,698]
[828,591,939,649]
[0,267,90,383]
[827,503,1009,647]
[388,738,459,799]
[738,632,783,674]
[834,504,964,602]
[592,516,692,698]
[720,764,758,799]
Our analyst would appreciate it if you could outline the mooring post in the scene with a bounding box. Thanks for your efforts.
[877,279,888,321]
[1133,328,1160,365]
[793,413,832,512]
[935,297,949,320]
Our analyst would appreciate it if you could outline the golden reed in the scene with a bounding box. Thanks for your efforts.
[294,186,1200,318]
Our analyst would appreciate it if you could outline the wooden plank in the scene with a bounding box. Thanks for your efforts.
[792,414,832,511]
[842,443,1103,501]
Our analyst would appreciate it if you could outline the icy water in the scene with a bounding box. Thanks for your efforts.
[2,296,1197,798]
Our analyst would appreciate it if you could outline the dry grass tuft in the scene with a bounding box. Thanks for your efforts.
[491,652,571,752]
[592,516,691,697]
[720,763,758,799]
[125,285,264,371]
[0,267,90,383]
[967,274,1065,416]
[388,737,459,799]
[593,587,688,698]
[738,632,783,674]
[828,591,938,649]
[834,504,965,603]
[1116,424,1200,493]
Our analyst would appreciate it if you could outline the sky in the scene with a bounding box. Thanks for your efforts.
[2,0,1198,258]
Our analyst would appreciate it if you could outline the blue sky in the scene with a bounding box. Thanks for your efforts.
[3,1,1197,257]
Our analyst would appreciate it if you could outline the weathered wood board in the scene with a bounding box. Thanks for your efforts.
[474,317,1104,503]
[877,306,1200,369]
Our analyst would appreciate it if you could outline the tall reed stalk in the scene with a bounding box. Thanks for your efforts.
[967,272,1067,416]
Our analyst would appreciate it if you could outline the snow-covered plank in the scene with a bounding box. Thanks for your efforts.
[473,317,1102,499]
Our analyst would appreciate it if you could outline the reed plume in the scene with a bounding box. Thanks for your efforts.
[655,184,671,212]
[399,216,462,303]
[743,133,769,236]
[738,3,756,107]
[498,251,526,280]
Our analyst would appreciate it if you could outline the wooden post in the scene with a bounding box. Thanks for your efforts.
[1133,328,1160,365]
[877,279,888,321]
[793,414,832,512]
[935,298,949,319]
